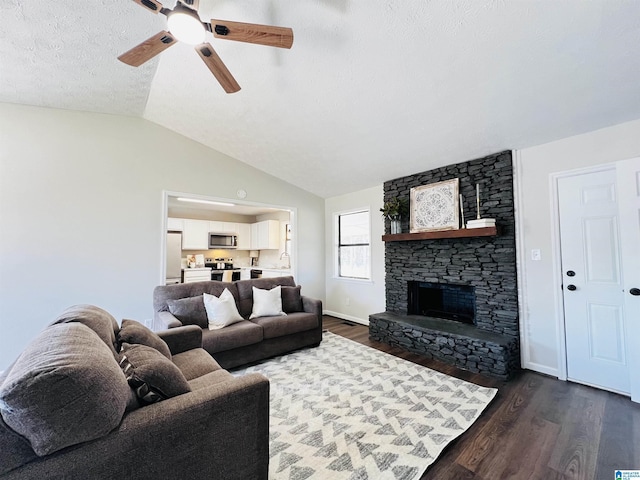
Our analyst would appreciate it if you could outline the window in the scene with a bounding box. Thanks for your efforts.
[337,210,371,279]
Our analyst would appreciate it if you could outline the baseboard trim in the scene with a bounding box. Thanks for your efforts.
[323,310,369,326]
[522,361,559,379]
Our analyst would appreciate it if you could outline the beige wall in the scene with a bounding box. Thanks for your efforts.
[516,117,640,376]
[0,103,325,370]
[324,185,385,324]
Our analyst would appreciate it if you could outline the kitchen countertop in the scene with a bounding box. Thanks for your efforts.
[182,267,211,271]
[239,267,291,271]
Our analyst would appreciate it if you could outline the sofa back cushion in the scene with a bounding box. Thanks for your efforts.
[0,323,131,456]
[50,304,120,359]
[153,281,239,316]
[235,276,296,318]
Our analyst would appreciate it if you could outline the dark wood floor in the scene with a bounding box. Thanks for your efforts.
[322,315,640,480]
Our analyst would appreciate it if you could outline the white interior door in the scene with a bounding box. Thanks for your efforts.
[558,168,629,394]
[616,156,640,402]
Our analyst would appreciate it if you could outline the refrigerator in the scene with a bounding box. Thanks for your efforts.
[165,232,183,285]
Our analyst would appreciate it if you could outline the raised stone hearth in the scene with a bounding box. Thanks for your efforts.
[370,150,520,379]
[369,312,519,379]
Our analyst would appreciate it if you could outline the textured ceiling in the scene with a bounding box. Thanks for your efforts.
[2,1,640,197]
[0,0,162,115]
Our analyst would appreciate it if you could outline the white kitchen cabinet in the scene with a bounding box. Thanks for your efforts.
[167,217,184,231]
[261,269,291,278]
[250,220,280,250]
[236,223,251,250]
[209,221,236,234]
[181,219,210,250]
[240,268,252,280]
[250,223,260,250]
[182,268,211,283]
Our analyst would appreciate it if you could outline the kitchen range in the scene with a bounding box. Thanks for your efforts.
[205,258,241,282]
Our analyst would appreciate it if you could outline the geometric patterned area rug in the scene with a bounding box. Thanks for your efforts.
[232,332,498,480]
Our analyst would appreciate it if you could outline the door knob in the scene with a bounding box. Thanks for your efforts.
[566,270,576,277]
[631,288,640,296]
[567,284,577,291]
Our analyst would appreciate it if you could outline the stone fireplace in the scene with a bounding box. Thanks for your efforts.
[369,151,520,379]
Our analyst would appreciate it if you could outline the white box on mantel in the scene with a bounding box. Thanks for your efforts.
[466,218,496,229]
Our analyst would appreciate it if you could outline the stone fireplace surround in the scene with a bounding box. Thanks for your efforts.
[369,151,520,379]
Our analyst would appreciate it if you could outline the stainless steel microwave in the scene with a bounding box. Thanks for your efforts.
[208,233,237,249]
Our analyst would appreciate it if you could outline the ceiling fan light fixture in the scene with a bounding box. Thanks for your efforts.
[167,9,205,45]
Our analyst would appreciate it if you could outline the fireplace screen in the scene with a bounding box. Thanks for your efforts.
[407,281,475,325]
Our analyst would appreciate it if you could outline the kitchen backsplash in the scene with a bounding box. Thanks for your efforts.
[180,248,290,269]
[257,249,291,269]
[181,249,251,267]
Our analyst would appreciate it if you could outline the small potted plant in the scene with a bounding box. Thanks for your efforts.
[380,197,408,234]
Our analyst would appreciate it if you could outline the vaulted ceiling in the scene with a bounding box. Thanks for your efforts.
[2,0,640,198]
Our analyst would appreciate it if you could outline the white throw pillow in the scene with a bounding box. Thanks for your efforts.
[203,289,244,330]
[250,285,287,319]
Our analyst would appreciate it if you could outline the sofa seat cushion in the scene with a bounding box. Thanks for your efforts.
[251,312,319,339]
[0,413,38,475]
[172,348,223,381]
[201,320,263,354]
[187,369,234,391]
[0,323,131,456]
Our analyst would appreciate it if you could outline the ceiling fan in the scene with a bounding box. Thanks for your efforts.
[118,0,294,93]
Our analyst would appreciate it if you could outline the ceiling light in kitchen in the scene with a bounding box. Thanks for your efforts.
[176,197,235,207]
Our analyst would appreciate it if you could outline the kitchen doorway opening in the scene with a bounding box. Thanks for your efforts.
[160,191,297,286]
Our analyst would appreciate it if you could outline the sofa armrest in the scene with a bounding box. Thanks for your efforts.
[157,325,203,354]
[302,296,322,316]
[154,311,183,330]
[302,296,323,334]
[2,373,270,480]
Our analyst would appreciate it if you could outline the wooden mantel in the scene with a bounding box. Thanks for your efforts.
[382,226,497,242]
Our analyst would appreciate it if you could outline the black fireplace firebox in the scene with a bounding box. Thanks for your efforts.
[407,281,476,325]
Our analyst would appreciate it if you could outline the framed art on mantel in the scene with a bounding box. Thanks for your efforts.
[410,178,460,232]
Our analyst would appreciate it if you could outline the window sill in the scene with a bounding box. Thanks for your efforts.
[332,276,374,285]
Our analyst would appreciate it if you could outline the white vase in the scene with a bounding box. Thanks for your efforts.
[390,219,401,234]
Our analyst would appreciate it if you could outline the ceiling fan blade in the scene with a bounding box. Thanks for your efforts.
[181,0,200,10]
[131,0,163,13]
[195,43,241,94]
[118,31,176,67]
[210,19,293,49]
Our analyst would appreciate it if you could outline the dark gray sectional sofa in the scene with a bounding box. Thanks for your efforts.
[0,305,269,479]
[152,276,323,369]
